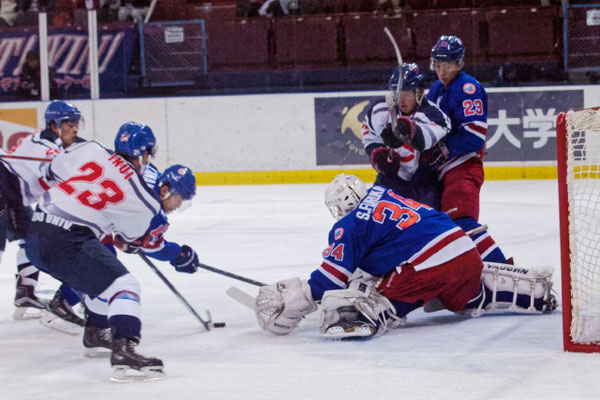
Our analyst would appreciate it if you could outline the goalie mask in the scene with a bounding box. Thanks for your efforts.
[324,173,368,220]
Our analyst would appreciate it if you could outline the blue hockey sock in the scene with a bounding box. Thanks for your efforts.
[60,284,84,306]
[109,315,142,339]
[86,308,109,329]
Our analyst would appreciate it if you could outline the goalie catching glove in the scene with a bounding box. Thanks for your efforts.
[170,245,199,274]
[255,277,317,335]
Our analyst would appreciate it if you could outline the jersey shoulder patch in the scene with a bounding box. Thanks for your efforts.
[462,82,477,95]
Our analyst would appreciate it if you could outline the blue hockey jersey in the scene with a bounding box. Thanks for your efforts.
[138,164,182,262]
[308,185,475,301]
[427,72,487,168]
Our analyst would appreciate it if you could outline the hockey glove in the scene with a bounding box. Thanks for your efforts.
[370,147,401,176]
[113,234,143,254]
[170,245,199,274]
[381,123,405,148]
[421,141,449,169]
[381,117,419,149]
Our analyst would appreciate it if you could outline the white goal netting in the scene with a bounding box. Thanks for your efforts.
[565,109,600,344]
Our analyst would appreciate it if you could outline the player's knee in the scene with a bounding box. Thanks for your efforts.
[100,273,141,305]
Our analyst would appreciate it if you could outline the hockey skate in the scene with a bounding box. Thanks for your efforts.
[39,290,85,336]
[13,281,49,320]
[83,325,112,358]
[110,336,165,382]
[321,306,378,339]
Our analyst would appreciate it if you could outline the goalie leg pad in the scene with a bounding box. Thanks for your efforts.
[319,278,406,339]
[255,277,317,335]
[465,262,557,316]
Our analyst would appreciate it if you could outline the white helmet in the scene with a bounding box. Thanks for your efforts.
[324,173,368,220]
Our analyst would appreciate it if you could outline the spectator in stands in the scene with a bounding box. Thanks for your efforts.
[19,50,41,98]
[18,50,61,99]
[258,0,297,18]
[118,0,150,23]
[495,62,518,87]
[379,0,405,14]
[238,0,263,17]
[0,0,19,26]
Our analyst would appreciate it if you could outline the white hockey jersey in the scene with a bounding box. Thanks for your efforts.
[0,130,61,206]
[362,98,451,180]
[38,140,161,241]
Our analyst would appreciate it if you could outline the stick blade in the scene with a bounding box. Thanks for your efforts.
[226,286,256,310]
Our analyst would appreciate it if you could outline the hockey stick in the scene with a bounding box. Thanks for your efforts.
[138,253,212,331]
[465,224,488,237]
[197,261,266,287]
[383,26,403,160]
[0,154,53,162]
[226,286,256,310]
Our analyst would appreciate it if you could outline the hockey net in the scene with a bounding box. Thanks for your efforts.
[558,107,600,352]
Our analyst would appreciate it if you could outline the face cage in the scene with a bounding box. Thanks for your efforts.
[430,57,464,72]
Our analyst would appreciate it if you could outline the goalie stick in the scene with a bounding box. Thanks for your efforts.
[226,286,256,310]
[139,253,212,331]
[384,26,403,160]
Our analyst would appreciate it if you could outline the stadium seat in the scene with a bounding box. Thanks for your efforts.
[274,16,339,66]
[206,19,271,69]
[485,7,560,62]
[343,13,407,64]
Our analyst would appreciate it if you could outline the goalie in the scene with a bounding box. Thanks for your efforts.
[255,174,557,339]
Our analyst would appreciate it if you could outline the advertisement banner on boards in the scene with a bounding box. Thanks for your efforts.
[0,25,137,98]
[314,89,584,165]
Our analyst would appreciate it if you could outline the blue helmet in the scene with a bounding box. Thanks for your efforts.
[44,100,81,128]
[114,121,157,158]
[158,164,196,200]
[389,63,425,92]
[431,35,465,66]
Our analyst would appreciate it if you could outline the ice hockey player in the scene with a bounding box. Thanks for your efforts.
[425,35,508,263]
[42,156,201,345]
[254,174,556,339]
[0,100,84,320]
[23,122,166,381]
[81,159,201,358]
[362,62,451,209]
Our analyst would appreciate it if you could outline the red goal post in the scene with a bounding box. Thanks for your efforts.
[557,107,600,352]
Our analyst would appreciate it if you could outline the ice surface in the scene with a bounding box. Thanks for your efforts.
[1,180,599,400]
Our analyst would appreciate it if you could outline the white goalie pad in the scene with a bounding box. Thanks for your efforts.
[470,262,556,317]
[319,278,406,339]
[255,277,317,335]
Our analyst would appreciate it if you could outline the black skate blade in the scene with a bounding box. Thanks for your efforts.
[110,365,166,382]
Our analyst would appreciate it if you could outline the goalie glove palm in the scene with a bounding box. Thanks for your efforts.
[170,245,199,274]
[255,277,317,335]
